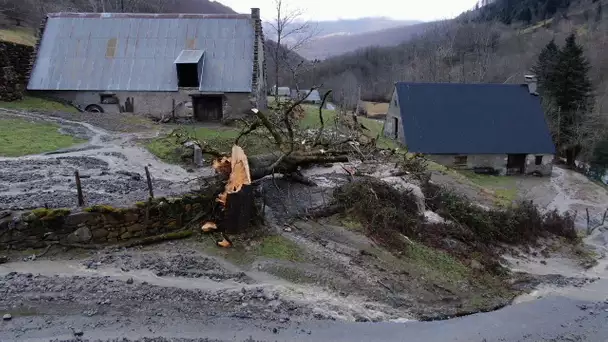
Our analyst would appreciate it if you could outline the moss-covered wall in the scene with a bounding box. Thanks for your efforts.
[0,192,216,250]
[0,41,34,101]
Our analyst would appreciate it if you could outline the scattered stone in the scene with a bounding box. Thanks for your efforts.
[3,313,12,321]
[283,227,292,232]
[272,327,278,334]
[83,309,98,317]
[67,227,92,244]
[579,304,588,310]
[0,255,8,264]
[540,260,547,265]
[73,329,84,337]
[589,310,595,315]
[193,145,204,167]
[470,259,483,270]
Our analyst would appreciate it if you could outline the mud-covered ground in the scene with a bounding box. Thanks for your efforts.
[0,110,211,210]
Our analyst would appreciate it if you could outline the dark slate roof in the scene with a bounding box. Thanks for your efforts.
[394,82,556,154]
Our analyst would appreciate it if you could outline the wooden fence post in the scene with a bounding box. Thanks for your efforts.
[75,170,84,207]
[145,166,154,199]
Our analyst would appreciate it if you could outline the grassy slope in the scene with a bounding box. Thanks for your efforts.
[428,161,519,207]
[0,96,78,113]
[0,118,85,156]
[0,27,36,46]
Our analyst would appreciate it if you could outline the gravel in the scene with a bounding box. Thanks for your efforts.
[0,272,313,322]
[83,251,254,283]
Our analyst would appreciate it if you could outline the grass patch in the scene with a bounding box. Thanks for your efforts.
[257,235,303,261]
[0,96,78,113]
[406,241,470,283]
[31,208,71,219]
[83,205,126,214]
[0,118,85,157]
[0,27,36,46]
[459,171,519,207]
[146,125,274,164]
[339,215,365,232]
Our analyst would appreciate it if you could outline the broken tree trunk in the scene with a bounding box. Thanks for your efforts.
[248,152,349,180]
[202,145,256,247]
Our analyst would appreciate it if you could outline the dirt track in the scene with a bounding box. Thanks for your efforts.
[0,110,212,210]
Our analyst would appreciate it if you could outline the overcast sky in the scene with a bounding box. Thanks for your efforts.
[220,0,480,22]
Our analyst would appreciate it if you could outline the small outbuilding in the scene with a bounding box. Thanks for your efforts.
[291,89,321,104]
[384,80,555,176]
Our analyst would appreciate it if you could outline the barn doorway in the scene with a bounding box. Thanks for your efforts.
[507,154,526,175]
[393,117,399,139]
[192,95,223,122]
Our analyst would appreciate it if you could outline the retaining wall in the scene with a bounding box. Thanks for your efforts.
[0,41,34,101]
[0,192,216,250]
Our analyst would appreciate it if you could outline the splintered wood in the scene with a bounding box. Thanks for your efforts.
[202,145,252,247]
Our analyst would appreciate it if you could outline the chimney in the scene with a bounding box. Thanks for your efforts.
[524,74,538,96]
[251,8,260,20]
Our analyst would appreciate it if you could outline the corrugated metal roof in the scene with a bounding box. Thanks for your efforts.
[174,50,204,64]
[394,82,555,154]
[28,13,255,92]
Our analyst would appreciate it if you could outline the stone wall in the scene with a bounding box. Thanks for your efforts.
[0,192,216,250]
[0,41,34,101]
[33,90,255,120]
[427,153,553,176]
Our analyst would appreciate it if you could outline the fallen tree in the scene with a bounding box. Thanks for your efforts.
[170,89,378,182]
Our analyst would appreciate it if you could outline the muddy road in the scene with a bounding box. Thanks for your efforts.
[0,110,212,210]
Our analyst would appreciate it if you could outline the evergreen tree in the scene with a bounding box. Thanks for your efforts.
[550,33,593,166]
[551,34,593,115]
[597,2,603,22]
[532,39,559,96]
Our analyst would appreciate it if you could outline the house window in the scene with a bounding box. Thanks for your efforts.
[454,155,468,165]
[106,38,117,58]
[100,93,118,104]
[535,155,543,165]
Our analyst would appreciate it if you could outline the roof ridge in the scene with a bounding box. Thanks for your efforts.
[395,82,526,86]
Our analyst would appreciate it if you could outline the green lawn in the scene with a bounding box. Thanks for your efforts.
[0,27,36,46]
[0,118,86,156]
[0,96,78,113]
[146,126,275,163]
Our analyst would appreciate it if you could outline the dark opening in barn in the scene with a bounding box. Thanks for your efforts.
[192,95,223,121]
[174,50,204,88]
[176,63,199,87]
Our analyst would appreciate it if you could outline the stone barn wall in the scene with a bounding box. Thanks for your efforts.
[0,41,34,101]
[0,192,216,250]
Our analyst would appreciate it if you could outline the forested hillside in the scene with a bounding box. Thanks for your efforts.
[291,0,606,103]
[271,0,608,163]
[0,0,235,28]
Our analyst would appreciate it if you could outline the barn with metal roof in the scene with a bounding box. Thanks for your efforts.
[27,10,267,121]
[384,81,556,176]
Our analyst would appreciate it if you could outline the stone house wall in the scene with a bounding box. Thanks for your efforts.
[0,41,34,101]
[32,90,251,120]
[0,192,216,251]
[427,154,553,176]
[383,89,406,144]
